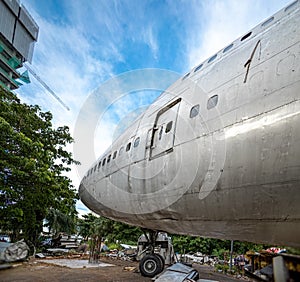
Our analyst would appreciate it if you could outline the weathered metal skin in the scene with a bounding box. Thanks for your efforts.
[79,1,300,247]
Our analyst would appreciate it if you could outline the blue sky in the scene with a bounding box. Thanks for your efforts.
[16,0,292,216]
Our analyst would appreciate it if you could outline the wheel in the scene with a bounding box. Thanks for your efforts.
[154,253,165,271]
[139,254,163,277]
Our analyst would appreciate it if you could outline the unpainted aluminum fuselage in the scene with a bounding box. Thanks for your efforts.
[79,1,300,247]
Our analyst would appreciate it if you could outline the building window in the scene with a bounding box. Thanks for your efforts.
[165,121,173,133]
[134,137,140,148]
[207,95,218,110]
[113,151,117,159]
[126,142,131,152]
[190,104,200,118]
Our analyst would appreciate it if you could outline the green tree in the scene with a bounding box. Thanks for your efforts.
[110,221,142,244]
[45,208,77,236]
[0,87,79,245]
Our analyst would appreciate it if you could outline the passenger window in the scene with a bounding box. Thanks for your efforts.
[182,72,190,80]
[107,154,111,163]
[190,104,199,118]
[207,95,218,110]
[241,32,252,41]
[98,161,101,169]
[119,146,124,155]
[102,158,106,166]
[134,137,140,148]
[261,17,274,27]
[165,121,173,133]
[208,54,217,63]
[94,165,97,172]
[285,0,298,12]
[194,64,203,72]
[223,43,233,53]
[126,142,131,152]
[113,151,117,159]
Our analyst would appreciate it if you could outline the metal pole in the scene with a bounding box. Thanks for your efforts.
[229,240,234,272]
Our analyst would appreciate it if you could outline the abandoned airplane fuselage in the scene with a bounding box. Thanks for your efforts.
[79,1,300,248]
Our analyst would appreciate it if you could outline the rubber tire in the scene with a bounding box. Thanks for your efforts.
[139,254,163,277]
[154,253,165,271]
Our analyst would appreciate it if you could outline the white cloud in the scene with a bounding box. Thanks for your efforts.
[142,26,159,60]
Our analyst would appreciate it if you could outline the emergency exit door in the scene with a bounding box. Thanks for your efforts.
[150,98,181,159]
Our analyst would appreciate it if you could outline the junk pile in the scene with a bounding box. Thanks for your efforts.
[42,234,82,256]
[0,240,29,263]
[106,244,137,261]
[244,249,300,281]
[180,253,218,266]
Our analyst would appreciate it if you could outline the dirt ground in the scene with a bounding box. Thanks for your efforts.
[0,257,254,282]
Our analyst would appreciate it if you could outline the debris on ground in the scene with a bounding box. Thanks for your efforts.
[0,240,29,263]
[123,266,137,272]
[154,262,199,282]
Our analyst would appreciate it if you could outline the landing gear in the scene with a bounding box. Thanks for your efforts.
[138,230,167,278]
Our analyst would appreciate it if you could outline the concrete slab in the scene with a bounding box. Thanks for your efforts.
[37,259,115,269]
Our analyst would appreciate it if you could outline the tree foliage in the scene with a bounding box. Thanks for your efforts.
[45,208,77,236]
[171,234,268,257]
[77,213,142,246]
[0,87,79,245]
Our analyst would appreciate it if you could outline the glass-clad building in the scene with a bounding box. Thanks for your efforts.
[0,0,39,90]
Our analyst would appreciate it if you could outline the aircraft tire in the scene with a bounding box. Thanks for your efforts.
[154,253,165,271]
[139,254,163,277]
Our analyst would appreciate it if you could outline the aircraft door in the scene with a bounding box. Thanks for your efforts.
[150,98,181,159]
